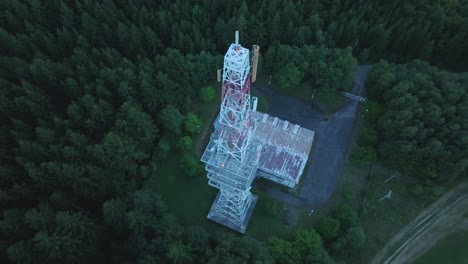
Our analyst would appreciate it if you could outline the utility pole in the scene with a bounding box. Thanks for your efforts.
[384,170,399,183]
[379,190,393,202]
[311,89,317,99]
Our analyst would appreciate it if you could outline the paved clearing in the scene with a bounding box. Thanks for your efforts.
[371,182,468,264]
[252,65,372,208]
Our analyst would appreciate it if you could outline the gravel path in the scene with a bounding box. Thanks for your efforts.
[252,65,372,208]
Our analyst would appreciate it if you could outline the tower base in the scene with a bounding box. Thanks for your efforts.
[207,191,258,234]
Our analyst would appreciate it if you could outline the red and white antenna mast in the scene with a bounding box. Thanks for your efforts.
[201,31,261,233]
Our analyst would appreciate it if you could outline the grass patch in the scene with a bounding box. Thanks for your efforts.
[247,191,294,240]
[148,87,220,227]
[311,90,347,115]
[148,148,217,225]
[414,230,468,264]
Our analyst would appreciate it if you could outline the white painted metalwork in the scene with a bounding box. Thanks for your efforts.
[252,96,258,112]
[200,31,315,234]
[201,31,260,233]
[340,91,367,102]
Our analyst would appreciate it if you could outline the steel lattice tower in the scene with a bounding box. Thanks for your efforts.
[201,31,262,233]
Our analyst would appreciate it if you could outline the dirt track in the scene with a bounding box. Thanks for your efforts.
[371,182,468,264]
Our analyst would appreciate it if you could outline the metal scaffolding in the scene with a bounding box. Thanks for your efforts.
[201,31,261,233]
[201,31,315,234]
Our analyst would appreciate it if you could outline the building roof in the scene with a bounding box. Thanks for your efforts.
[253,111,315,183]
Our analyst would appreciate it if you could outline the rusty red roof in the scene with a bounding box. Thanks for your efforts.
[253,112,315,183]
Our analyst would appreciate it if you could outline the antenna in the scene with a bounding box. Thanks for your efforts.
[202,29,257,234]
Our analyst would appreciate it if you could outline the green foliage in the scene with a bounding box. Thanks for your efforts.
[268,228,334,264]
[340,183,358,200]
[0,209,26,238]
[333,205,358,229]
[154,140,171,161]
[268,45,357,98]
[308,46,358,94]
[177,136,193,151]
[184,113,202,135]
[356,127,378,147]
[24,204,55,230]
[183,225,210,248]
[214,234,275,263]
[317,217,341,240]
[126,209,158,235]
[180,154,203,177]
[268,237,302,264]
[363,101,385,124]
[332,227,366,252]
[346,227,366,247]
[33,230,85,264]
[409,184,424,196]
[294,229,323,255]
[102,198,128,231]
[275,63,304,91]
[369,60,467,180]
[350,146,377,163]
[26,211,100,264]
[264,198,283,216]
[199,86,216,103]
[304,246,336,264]
[7,240,34,264]
[160,105,184,136]
[366,61,396,101]
[167,241,193,264]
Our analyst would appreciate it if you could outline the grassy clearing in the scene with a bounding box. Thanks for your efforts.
[414,230,468,264]
[345,159,443,263]
[148,149,217,225]
[247,191,295,240]
[149,86,220,228]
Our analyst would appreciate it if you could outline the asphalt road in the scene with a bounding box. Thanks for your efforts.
[252,65,373,207]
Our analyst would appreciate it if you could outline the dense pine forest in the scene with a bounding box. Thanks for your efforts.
[366,60,468,182]
[1,0,467,263]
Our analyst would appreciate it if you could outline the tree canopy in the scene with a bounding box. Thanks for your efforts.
[366,60,468,181]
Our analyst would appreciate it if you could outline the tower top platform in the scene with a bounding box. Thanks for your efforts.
[223,44,250,71]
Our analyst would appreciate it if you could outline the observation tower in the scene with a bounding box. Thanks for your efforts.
[201,31,315,233]
[201,31,261,233]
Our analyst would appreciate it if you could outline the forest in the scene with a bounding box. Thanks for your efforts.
[0,0,467,263]
[365,60,468,182]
